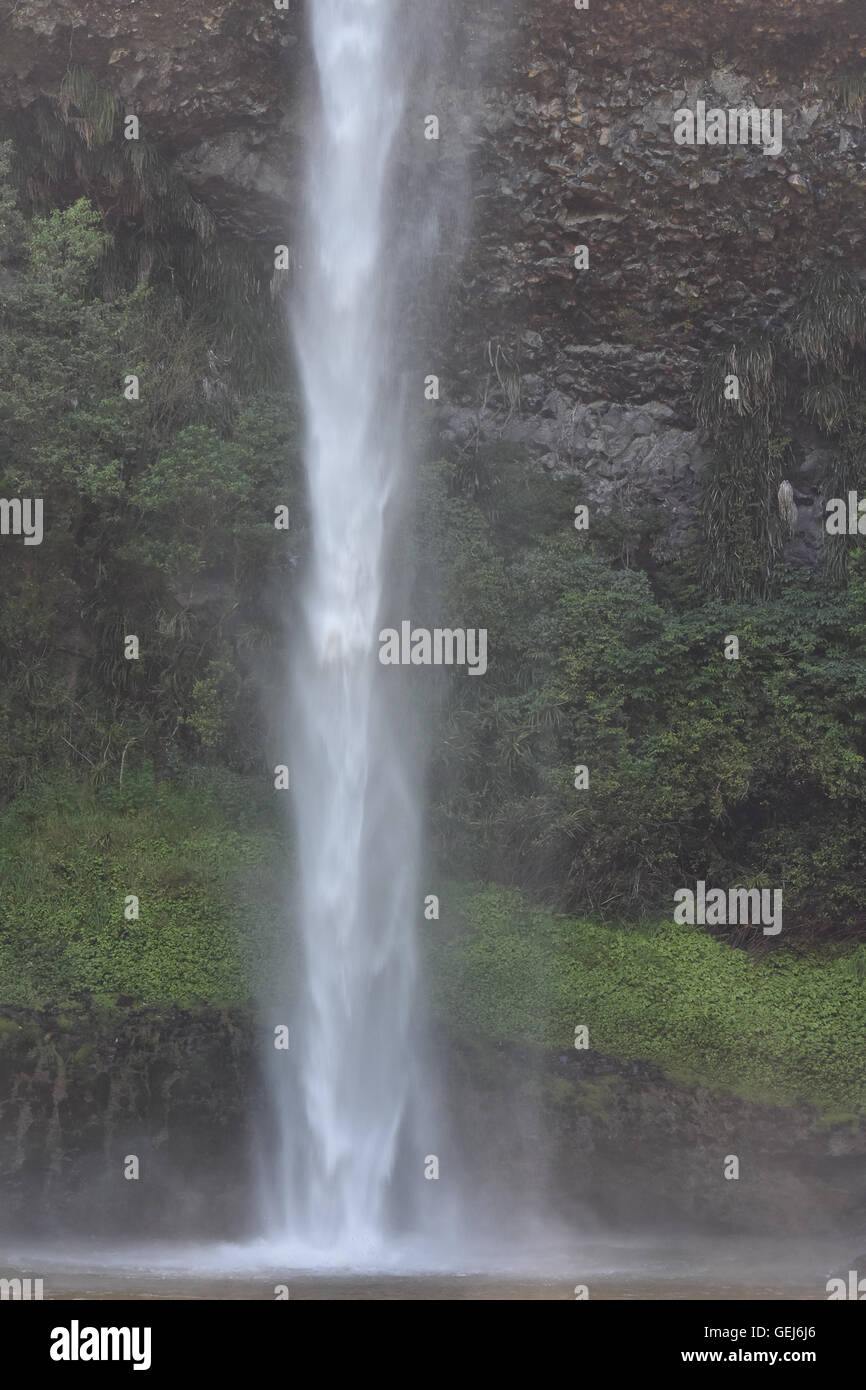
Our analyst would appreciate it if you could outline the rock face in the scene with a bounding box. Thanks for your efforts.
[2,1,304,231]
[3,0,865,555]
[0,1007,263,1237]
[1,1008,863,1240]
[435,393,829,567]
[436,0,865,563]
[446,1036,866,1241]
[453,0,866,402]
[438,393,711,557]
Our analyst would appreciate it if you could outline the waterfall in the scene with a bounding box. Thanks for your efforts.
[269,0,429,1255]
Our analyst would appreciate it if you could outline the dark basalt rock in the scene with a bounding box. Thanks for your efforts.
[4,0,864,395]
[3,0,865,550]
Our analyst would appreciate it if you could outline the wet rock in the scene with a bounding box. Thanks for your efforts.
[3,0,863,561]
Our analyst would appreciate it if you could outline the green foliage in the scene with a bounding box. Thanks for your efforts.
[698,263,866,594]
[427,883,866,1115]
[419,460,866,922]
[2,769,858,1119]
[0,770,284,1009]
[0,142,26,250]
[0,170,302,793]
[1,71,282,392]
[23,197,111,296]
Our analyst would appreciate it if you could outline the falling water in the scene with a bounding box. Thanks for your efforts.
[268,0,429,1254]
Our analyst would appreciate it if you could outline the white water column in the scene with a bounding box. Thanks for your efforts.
[278,0,424,1253]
